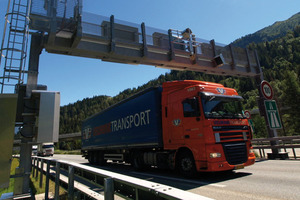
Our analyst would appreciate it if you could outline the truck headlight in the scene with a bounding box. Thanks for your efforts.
[210,153,222,158]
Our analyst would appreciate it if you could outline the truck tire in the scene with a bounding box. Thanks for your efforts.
[95,151,105,166]
[177,151,196,178]
[88,151,96,165]
[131,152,145,171]
[88,152,93,164]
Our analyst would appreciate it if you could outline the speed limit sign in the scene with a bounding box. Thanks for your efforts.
[261,80,273,100]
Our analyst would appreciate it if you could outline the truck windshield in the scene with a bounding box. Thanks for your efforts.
[42,144,54,148]
[200,93,245,119]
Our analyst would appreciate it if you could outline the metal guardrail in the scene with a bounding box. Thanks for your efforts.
[14,132,82,146]
[252,136,300,159]
[31,156,212,200]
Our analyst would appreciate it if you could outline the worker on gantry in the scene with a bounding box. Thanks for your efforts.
[180,28,198,61]
[181,28,193,39]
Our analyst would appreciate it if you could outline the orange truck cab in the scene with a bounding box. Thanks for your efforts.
[161,80,255,174]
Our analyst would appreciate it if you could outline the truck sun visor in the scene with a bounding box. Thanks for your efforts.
[199,92,243,102]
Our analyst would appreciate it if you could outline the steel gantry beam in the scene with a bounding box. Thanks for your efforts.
[28,0,261,78]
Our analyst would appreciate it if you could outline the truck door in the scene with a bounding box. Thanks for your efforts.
[170,102,185,145]
[181,97,203,142]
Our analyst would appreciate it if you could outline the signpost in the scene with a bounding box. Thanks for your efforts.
[260,80,282,130]
[259,80,287,159]
[264,100,282,129]
[244,110,255,134]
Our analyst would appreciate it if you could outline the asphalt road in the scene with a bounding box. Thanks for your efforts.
[53,155,300,200]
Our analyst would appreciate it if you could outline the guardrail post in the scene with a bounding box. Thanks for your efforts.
[104,177,114,200]
[135,188,139,200]
[282,140,287,152]
[68,166,74,200]
[292,148,297,159]
[259,148,262,158]
[45,160,50,200]
[54,162,60,200]
[35,158,39,181]
[32,157,36,177]
[39,159,44,188]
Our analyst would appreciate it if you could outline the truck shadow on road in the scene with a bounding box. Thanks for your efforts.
[83,162,252,191]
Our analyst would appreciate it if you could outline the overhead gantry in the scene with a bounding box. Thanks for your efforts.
[28,0,261,78]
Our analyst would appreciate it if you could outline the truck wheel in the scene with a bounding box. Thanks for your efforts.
[177,151,196,178]
[88,152,95,164]
[96,151,106,166]
[132,152,144,171]
[88,153,92,164]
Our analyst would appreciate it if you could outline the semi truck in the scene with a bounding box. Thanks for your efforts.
[81,80,255,176]
[37,143,54,156]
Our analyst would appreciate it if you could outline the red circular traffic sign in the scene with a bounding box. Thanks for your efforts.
[261,80,273,100]
[244,110,251,119]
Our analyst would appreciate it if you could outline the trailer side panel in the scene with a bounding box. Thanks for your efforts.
[82,87,163,150]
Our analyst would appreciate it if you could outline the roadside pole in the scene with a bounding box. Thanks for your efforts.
[254,51,287,159]
[16,34,43,194]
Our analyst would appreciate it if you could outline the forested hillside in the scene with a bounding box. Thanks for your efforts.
[248,25,300,136]
[232,12,300,48]
[59,14,300,150]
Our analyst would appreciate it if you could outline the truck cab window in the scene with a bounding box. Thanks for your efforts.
[202,99,244,119]
[182,98,200,117]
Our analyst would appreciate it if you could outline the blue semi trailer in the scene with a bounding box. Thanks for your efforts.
[81,87,164,167]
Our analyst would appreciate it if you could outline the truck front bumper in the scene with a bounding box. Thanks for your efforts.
[196,155,255,172]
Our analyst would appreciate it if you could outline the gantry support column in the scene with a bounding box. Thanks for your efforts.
[17,34,44,194]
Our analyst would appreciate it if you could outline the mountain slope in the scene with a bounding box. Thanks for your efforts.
[232,12,300,48]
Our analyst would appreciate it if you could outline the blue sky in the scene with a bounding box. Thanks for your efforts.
[0,0,299,105]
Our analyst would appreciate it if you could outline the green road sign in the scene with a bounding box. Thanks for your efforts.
[264,100,282,129]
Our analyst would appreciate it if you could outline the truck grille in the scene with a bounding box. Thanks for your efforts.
[213,125,250,143]
[222,142,248,165]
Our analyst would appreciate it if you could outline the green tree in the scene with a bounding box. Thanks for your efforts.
[280,71,300,135]
[252,115,268,138]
